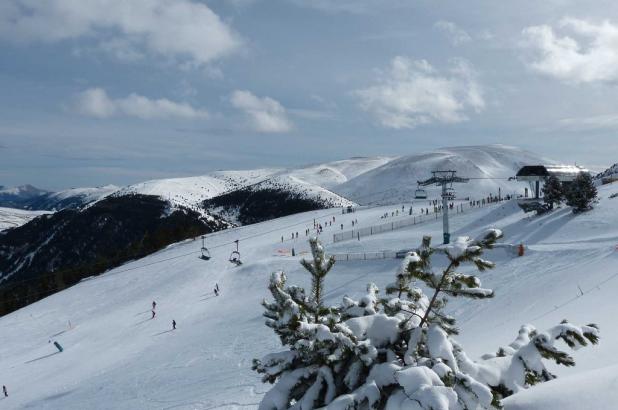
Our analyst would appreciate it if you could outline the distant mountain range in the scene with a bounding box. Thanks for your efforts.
[0,184,118,211]
[2,144,612,316]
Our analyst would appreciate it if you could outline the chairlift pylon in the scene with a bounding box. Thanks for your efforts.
[229,239,242,265]
[199,236,211,261]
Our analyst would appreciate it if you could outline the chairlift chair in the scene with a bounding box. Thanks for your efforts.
[414,188,427,199]
[199,236,211,261]
[229,239,242,265]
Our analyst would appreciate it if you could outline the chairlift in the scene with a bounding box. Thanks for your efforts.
[199,236,211,261]
[444,187,456,200]
[415,188,427,199]
[229,239,242,265]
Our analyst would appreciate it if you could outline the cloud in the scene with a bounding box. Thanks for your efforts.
[557,113,618,131]
[75,88,209,120]
[230,90,293,133]
[289,0,407,13]
[0,0,242,67]
[523,18,618,83]
[434,21,471,46]
[355,57,485,129]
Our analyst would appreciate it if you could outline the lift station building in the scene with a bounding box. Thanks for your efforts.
[516,164,589,199]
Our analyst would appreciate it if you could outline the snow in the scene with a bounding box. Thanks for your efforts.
[46,185,119,204]
[333,145,556,204]
[114,169,279,209]
[0,207,51,231]
[1,172,618,407]
[502,363,618,410]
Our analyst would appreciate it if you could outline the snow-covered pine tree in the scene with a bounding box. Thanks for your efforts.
[542,175,563,210]
[564,172,598,213]
[254,234,599,410]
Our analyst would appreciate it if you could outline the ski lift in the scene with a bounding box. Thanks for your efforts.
[444,188,456,200]
[415,188,427,199]
[229,240,242,265]
[199,236,211,261]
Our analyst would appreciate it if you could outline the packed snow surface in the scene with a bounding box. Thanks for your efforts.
[1,177,618,408]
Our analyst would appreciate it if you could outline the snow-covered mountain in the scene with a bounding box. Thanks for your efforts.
[0,207,51,231]
[1,146,552,214]
[595,163,618,183]
[0,184,50,209]
[0,184,119,211]
[113,170,279,210]
[27,185,120,211]
[1,178,617,409]
[334,145,555,204]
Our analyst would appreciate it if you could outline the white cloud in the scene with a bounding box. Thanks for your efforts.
[523,18,618,83]
[230,90,293,133]
[289,0,407,13]
[0,0,242,67]
[434,21,471,46]
[355,57,485,129]
[75,88,209,120]
[557,113,618,131]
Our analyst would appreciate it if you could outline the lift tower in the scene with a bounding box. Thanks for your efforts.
[418,170,469,244]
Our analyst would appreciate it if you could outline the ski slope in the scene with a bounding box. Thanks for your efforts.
[1,183,618,409]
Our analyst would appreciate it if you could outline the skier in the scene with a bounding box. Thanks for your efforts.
[2,385,7,397]
[152,301,156,310]
[172,320,177,330]
[214,288,219,296]
[215,283,220,292]
[151,310,156,319]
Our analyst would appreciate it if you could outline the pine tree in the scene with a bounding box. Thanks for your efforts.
[300,238,336,322]
[564,172,598,213]
[254,235,599,410]
[542,175,563,210]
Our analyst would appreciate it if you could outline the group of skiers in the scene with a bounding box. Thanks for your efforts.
[150,300,177,331]
[278,213,367,245]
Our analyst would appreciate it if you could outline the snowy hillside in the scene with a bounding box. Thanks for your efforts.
[27,185,120,210]
[595,163,618,183]
[0,207,50,231]
[334,145,556,204]
[0,185,50,209]
[1,179,618,408]
[284,156,393,189]
[114,170,279,210]
[113,157,391,211]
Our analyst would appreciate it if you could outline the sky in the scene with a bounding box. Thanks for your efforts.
[1,0,618,190]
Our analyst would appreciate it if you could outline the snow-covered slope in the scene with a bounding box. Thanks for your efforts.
[28,185,120,210]
[0,207,50,231]
[114,169,280,209]
[595,163,618,184]
[0,185,50,209]
[284,156,393,189]
[113,157,391,210]
[1,180,618,409]
[334,145,556,204]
